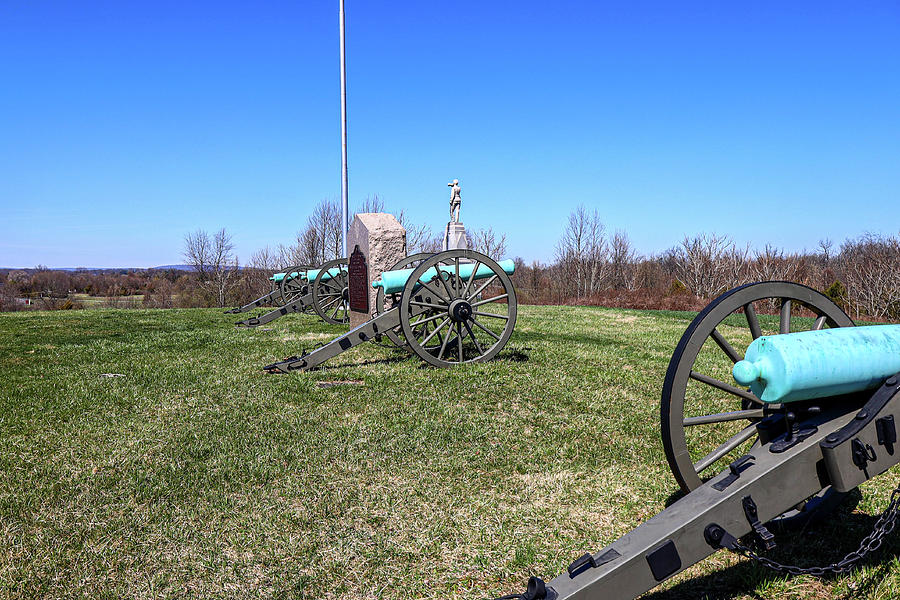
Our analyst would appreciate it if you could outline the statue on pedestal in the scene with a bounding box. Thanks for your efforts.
[448,179,461,223]
[442,178,467,251]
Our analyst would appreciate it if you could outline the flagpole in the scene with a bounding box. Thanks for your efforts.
[339,0,350,256]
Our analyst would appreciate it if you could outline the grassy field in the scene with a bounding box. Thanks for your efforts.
[2,305,900,600]
[69,294,145,309]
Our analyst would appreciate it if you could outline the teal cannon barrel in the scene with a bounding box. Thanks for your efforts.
[270,267,344,283]
[371,259,516,295]
[270,270,303,283]
[732,324,900,403]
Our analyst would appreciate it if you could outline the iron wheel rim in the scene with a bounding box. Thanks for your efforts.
[399,250,517,367]
[660,281,855,493]
[279,265,313,306]
[312,257,350,325]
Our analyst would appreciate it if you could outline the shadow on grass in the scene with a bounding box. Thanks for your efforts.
[497,346,531,362]
[647,490,899,600]
[317,354,410,369]
[664,487,688,507]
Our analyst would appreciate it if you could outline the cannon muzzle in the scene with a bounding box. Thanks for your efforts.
[733,324,900,403]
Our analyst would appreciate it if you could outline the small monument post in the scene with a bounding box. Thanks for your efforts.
[442,178,468,251]
[346,213,406,328]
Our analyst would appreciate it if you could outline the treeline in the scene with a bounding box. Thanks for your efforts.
[520,205,900,321]
[0,266,213,311]
[3,199,898,321]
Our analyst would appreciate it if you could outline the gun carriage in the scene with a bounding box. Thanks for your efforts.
[263,249,517,372]
[225,263,316,315]
[232,257,352,327]
[498,282,900,600]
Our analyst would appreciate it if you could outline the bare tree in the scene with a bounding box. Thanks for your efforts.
[395,209,434,255]
[469,227,508,260]
[609,230,637,290]
[356,194,385,214]
[249,246,282,272]
[182,228,240,307]
[555,205,609,297]
[673,233,741,299]
[287,198,343,265]
[838,233,900,320]
[239,245,284,300]
[750,244,799,282]
[818,238,833,266]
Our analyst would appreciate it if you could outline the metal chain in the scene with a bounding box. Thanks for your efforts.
[728,483,900,576]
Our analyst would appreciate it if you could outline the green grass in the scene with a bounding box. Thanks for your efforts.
[1,306,899,599]
[69,294,145,308]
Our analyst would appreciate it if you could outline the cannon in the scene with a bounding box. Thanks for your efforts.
[263,249,517,372]
[233,257,352,327]
[497,281,900,600]
[224,263,315,315]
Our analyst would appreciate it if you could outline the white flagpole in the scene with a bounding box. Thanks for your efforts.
[339,0,350,256]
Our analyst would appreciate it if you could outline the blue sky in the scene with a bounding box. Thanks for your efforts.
[1,1,898,268]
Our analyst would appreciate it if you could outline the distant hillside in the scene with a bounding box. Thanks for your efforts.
[149,265,195,271]
[0,265,197,273]
[0,265,229,273]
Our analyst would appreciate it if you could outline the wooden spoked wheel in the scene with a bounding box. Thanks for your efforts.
[279,265,313,306]
[375,252,434,349]
[661,281,855,494]
[399,250,517,367]
[312,257,350,325]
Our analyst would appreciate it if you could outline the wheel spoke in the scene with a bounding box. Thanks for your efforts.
[463,261,481,298]
[433,324,446,348]
[457,322,464,362]
[693,424,758,474]
[471,293,508,308]
[436,321,454,359]
[470,274,499,300]
[421,317,451,347]
[408,312,446,329]
[320,296,340,311]
[780,299,791,334]
[744,302,762,339]
[472,310,509,320]
[464,319,484,355]
[437,265,456,300]
[470,316,501,341]
[689,370,762,404]
[417,279,451,305]
[812,314,827,331]
[683,409,765,427]
[710,328,742,364]
[331,301,342,320]
[410,300,448,311]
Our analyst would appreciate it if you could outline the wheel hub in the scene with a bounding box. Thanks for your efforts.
[448,299,473,322]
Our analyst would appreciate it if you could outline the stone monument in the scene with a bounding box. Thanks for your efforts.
[442,178,468,251]
[346,213,406,328]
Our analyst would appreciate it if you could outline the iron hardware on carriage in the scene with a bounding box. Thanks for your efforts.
[498,281,900,600]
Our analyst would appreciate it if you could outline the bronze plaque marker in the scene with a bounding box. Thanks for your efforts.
[348,245,369,313]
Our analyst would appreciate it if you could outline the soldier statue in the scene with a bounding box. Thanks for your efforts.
[447,179,461,223]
